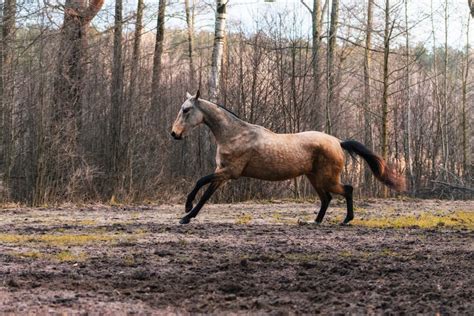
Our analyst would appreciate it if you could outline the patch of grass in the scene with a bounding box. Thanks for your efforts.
[271,212,298,225]
[55,250,87,262]
[339,250,352,257]
[285,253,321,262]
[380,248,397,257]
[235,213,253,225]
[0,233,115,246]
[10,250,87,262]
[0,202,21,209]
[10,250,44,259]
[76,219,98,226]
[352,210,474,229]
[123,254,136,266]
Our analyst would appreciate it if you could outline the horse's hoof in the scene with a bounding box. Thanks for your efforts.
[340,221,352,226]
[314,220,322,225]
[179,217,191,225]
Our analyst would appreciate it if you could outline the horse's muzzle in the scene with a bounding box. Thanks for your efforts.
[170,131,182,140]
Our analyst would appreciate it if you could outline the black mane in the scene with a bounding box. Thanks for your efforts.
[218,104,240,119]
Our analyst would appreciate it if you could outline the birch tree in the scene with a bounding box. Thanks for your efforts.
[209,0,227,102]
[461,14,470,176]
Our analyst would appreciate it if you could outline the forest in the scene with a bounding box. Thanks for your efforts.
[0,0,472,204]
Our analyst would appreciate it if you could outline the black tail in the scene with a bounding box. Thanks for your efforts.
[341,140,406,192]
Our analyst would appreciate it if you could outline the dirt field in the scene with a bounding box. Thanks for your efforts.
[0,198,472,314]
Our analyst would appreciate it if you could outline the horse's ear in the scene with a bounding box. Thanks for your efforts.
[186,91,192,99]
[195,89,200,100]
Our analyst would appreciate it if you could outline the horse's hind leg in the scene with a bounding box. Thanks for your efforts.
[315,189,332,224]
[328,183,354,225]
[306,175,332,224]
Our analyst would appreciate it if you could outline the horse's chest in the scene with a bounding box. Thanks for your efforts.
[216,147,246,169]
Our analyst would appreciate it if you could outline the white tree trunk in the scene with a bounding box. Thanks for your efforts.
[209,0,227,103]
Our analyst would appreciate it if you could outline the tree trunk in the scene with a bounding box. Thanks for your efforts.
[326,0,338,134]
[151,0,166,119]
[185,0,196,89]
[110,0,123,191]
[311,0,322,130]
[363,0,373,195]
[1,0,17,191]
[381,0,390,161]
[209,0,227,103]
[404,0,413,192]
[125,0,144,193]
[442,0,449,171]
[430,0,442,180]
[129,0,143,104]
[461,14,470,177]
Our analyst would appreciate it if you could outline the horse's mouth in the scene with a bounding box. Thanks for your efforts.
[170,131,183,140]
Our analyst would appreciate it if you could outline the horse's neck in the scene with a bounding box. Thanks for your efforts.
[199,100,244,144]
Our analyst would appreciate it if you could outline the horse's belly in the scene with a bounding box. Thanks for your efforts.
[242,148,313,181]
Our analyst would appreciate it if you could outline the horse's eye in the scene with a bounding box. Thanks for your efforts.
[183,108,190,114]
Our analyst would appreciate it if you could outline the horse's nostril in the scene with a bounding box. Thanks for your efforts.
[171,131,176,137]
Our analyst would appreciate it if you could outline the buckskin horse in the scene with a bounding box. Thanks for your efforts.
[171,91,405,225]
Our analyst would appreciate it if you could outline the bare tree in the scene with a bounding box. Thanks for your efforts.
[209,0,228,102]
[461,14,471,176]
[381,0,391,161]
[363,0,374,192]
[404,0,413,190]
[185,0,196,89]
[326,0,339,134]
[0,0,17,190]
[301,0,323,130]
[151,0,167,117]
[109,0,124,192]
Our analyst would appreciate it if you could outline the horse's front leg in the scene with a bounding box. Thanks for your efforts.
[180,177,226,224]
[180,163,240,225]
[185,174,216,213]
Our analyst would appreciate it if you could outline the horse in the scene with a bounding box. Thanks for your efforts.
[171,90,405,225]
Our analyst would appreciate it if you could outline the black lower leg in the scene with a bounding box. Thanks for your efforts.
[342,185,354,225]
[180,182,220,224]
[315,192,332,224]
[185,174,215,212]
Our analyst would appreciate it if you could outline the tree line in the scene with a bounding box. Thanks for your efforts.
[0,0,472,204]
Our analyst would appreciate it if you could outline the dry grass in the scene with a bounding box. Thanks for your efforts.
[235,213,253,225]
[0,233,115,246]
[9,250,88,262]
[352,210,474,229]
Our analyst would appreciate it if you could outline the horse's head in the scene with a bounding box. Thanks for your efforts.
[171,90,204,140]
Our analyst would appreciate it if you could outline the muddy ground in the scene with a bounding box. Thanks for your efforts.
[0,198,472,314]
